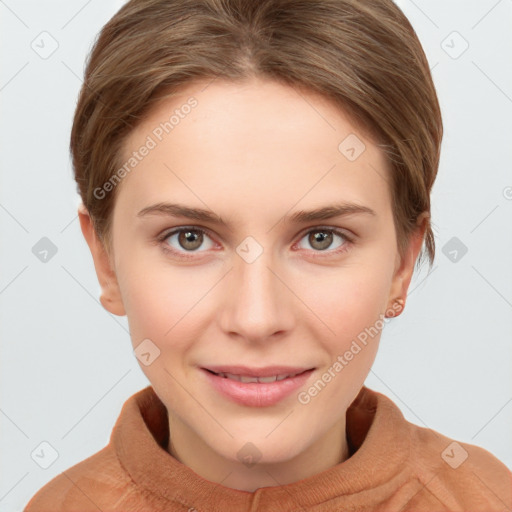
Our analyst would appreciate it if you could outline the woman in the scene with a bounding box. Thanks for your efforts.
[24,0,511,510]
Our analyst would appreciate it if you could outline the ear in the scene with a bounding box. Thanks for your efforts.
[386,212,429,317]
[77,203,126,316]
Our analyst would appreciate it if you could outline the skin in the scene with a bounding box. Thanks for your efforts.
[79,77,426,492]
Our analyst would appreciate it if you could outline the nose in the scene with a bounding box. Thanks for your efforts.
[217,249,296,343]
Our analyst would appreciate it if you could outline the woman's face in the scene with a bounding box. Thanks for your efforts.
[82,77,423,489]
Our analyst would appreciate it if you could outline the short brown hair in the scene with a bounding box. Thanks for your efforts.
[71,0,442,269]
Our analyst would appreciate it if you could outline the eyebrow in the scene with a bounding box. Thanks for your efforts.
[137,202,376,226]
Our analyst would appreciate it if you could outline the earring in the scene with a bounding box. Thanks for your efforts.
[386,297,405,318]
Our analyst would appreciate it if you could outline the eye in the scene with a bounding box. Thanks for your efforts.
[295,227,352,254]
[159,227,216,256]
[156,225,353,260]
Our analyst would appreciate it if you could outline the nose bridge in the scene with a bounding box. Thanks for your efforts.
[221,243,293,341]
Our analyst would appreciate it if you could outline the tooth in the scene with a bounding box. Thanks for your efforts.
[258,375,278,383]
[225,372,243,382]
[239,375,259,383]
[214,371,303,382]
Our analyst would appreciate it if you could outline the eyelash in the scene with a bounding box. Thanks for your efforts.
[156,225,354,260]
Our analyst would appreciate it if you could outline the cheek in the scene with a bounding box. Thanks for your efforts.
[301,264,391,337]
[117,258,216,350]
[300,270,389,405]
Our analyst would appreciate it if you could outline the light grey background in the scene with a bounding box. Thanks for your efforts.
[1,1,511,510]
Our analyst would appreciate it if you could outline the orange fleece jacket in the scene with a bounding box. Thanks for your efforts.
[24,385,512,511]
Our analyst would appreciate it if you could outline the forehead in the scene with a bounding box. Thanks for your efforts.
[116,77,392,221]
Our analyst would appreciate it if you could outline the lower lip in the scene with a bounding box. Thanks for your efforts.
[201,368,315,407]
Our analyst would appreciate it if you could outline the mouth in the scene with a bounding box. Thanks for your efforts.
[200,365,316,407]
[202,364,314,379]
[203,368,310,383]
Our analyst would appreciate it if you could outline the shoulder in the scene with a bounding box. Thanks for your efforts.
[23,444,136,512]
[406,422,512,510]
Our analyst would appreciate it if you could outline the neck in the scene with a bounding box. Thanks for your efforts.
[167,414,350,492]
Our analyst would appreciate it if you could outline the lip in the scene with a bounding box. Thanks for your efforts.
[201,366,315,407]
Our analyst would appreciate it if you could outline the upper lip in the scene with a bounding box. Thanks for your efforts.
[202,365,314,377]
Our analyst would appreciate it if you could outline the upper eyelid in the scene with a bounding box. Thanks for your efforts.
[296,225,352,239]
[159,225,216,242]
